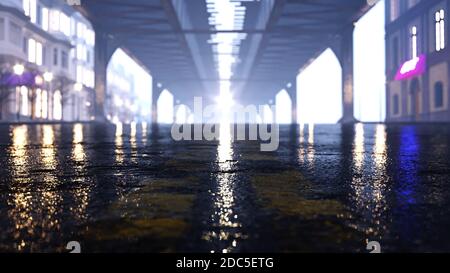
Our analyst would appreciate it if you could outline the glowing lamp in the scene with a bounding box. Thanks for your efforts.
[395,54,426,81]
[74,82,83,92]
[34,75,44,86]
[13,64,25,75]
[43,72,53,82]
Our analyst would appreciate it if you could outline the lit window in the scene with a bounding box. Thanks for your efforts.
[436,9,445,51]
[77,22,84,38]
[23,0,37,23]
[50,10,60,32]
[20,86,29,116]
[86,29,95,46]
[53,91,62,120]
[28,38,36,63]
[411,26,417,58]
[59,12,70,36]
[41,90,48,119]
[35,89,42,118]
[42,7,49,31]
[28,39,42,65]
[36,41,42,65]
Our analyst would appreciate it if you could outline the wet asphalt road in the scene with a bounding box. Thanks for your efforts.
[0,122,449,253]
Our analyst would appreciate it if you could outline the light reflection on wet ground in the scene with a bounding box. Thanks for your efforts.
[0,123,450,252]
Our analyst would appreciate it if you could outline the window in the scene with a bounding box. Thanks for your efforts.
[411,26,418,58]
[390,0,400,22]
[77,44,87,61]
[42,46,46,66]
[436,9,445,51]
[28,38,36,63]
[41,90,48,119]
[27,39,42,65]
[37,5,42,26]
[53,48,58,66]
[59,12,70,36]
[35,89,42,118]
[86,29,95,46]
[9,22,22,45]
[70,18,76,37]
[0,18,4,40]
[393,94,400,115]
[61,50,68,69]
[50,10,60,32]
[42,7,49,31]
[77,22,84,38]
[53,91,62,120]
[434,82,444,108]
[20,87,29,116]
[22,37,27,53]
[23,0,37,23]
[392,37,399,71]
[35,41,42,65]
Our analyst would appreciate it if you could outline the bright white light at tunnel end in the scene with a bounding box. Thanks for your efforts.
[216,90,234,111]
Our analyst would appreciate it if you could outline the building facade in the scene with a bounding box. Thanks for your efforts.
[386,0,450,122]
[0,0,95,122]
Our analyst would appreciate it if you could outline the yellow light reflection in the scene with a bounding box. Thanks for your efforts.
[8,125,63,251]
[142,122,148,145]
[204,121,242,254]
[350,123,388,237]
[71,124,90,222]
[130,122,138,163]
[42,125,56,169]
[8,126,32,251]
[353,123,365,170]
[307,123,315,165]
[297,123,305,164]
[372,124,387,208]
[72,124,85,162]
[115,122,124,164]
[374,124,387,169]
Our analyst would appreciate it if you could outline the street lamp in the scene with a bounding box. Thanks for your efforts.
[43,72,53,82]
[13,64,25,76]
[74,82,83,92]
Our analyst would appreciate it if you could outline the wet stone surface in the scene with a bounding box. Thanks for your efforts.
[0,123,450,252]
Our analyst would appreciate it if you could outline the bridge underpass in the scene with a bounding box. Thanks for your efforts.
[1,0,450,254]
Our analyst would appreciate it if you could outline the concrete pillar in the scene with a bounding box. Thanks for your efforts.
[339,25,358,124]
[151,80,162,124]
[94,29,117,122]
[288,81,298,125]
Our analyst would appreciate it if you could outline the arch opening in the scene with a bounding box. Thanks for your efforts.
[297,48,342,124]
[106,48,152,123]
[275,89,292,124]
[157,89,174,124]
[354,0,386,122]
[174,104,192,124]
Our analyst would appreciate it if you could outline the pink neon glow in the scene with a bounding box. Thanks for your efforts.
[395,54,426,81]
